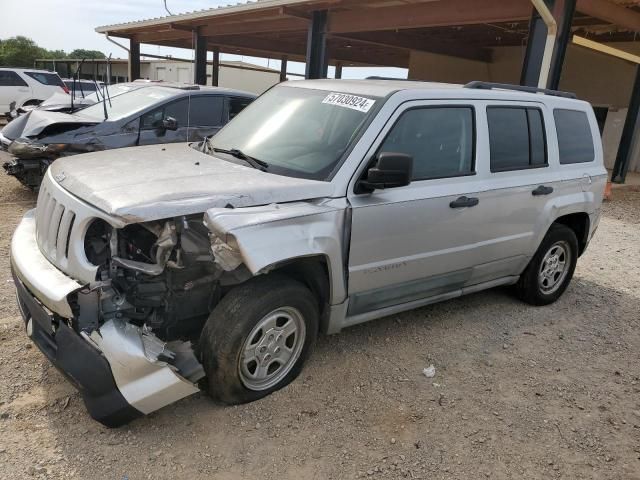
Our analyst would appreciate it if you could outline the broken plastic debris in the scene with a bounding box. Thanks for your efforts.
[210,236,243,271]
[422,365,436,378]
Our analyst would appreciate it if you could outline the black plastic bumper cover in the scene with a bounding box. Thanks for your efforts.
[13,272,142,427]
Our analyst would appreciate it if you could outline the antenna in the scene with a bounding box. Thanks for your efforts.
[105,78,112,108]
[78,59,86,99]
[106,53,112,87]
[101,84,109,120]
[92,78,103,102]
[163,0,173,15]
[104,54,112,107]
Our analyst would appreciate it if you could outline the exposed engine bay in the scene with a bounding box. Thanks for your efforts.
[73,215,247,386]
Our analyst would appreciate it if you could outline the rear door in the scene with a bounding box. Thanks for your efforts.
[469,101,558,280]
[138,97,190,145]
[0,71,30,112]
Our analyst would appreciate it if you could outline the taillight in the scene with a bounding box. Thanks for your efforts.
[62,85,70,94]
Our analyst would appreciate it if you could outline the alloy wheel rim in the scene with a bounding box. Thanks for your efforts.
[239,306,306,391]
[538,240,571,295]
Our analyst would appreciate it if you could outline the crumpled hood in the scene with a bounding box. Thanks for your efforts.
[38,92,96,110]
[5,109,99,139]
[50,143,335,223]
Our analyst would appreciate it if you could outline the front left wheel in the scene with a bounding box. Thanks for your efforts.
[198,274,319,405]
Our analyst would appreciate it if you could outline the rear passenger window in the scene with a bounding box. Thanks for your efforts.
[487,107,547,172]
[554,109,595,164]
[189,96,224,127]
[378,107,475,181]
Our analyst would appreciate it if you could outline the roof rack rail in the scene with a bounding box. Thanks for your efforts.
[366,76,411,81]
[464,81,577,99]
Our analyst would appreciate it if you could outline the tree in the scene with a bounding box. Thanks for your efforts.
[0,37,107,68]
[41,49,68,60]
[67,49,106,59]
[0,36,47,67]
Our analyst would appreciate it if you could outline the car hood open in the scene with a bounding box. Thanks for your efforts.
[50,143,336,223]
[38,92,96,111]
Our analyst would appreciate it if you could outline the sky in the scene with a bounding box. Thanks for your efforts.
[0,0,407,79]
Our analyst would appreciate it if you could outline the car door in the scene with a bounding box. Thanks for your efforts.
[347,101,490,316]
[138,97,190,145]
[186,95,225,142]
[0,71,30,112]
[471,101,558,280]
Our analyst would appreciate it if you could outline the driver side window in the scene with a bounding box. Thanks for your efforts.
[378,106,475,181]
[141,98,189,130]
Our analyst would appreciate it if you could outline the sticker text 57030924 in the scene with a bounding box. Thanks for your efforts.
[322,93,376,113]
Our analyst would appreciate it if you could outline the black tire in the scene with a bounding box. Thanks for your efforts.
[516,223,578,306]
[198,274,318,405]
[22,99,41,107]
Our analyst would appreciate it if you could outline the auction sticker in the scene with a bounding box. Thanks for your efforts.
[322,92,376,113]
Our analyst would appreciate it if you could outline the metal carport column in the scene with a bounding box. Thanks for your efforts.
[194,29,208,86]
[612,66,640,184]
[129,39,141,81]
[305,10,329,79]
[521,0,576,89]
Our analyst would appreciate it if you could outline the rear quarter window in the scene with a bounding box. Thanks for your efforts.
[228,96,253,120]
[553,109,595,164]
[25,72,65,88]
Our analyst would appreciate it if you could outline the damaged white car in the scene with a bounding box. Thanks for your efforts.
[11,79,606,427]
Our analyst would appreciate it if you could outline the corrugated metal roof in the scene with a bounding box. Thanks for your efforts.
[95,0,315,32]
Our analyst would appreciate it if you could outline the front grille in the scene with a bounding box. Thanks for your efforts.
[34,171,118,284]
[36,182,76,264]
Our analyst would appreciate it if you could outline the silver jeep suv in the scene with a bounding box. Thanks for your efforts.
[10,79,606,426]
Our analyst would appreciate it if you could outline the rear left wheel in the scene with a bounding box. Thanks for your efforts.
[516,223,578,306]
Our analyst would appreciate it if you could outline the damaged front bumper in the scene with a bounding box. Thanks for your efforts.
[0,131,11,151]
[2,157,49,190]
[11,211,201,427]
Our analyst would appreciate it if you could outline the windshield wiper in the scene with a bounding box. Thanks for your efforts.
[213,147,269,171]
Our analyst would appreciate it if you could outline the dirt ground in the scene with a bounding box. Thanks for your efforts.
[0,149,638,480]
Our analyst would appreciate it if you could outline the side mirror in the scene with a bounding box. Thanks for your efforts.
[161,116,178,132]
[357,152,413,193]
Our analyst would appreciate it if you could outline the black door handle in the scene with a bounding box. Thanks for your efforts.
[532,185,554,196]
[450,196,480,208]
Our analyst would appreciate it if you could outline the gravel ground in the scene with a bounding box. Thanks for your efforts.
[0,149,639,479]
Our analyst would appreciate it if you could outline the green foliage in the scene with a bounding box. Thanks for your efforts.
[42,49,68,59]
[67,49,106,59]
[0,37,106,67]
[0,36,46,67]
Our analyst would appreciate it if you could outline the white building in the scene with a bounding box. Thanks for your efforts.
[36,58,282,95]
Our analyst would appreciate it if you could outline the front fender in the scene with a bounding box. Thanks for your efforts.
[204,200,349,304]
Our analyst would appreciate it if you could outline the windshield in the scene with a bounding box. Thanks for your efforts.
[209,86,380,180]
[78,86,176,121]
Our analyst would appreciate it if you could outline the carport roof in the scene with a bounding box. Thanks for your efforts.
[95,0,640,68]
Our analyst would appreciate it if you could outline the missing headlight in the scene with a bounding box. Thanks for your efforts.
[84,219,112,267]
